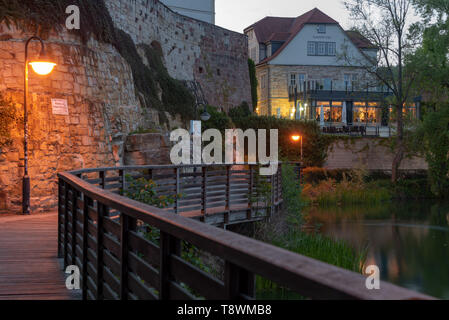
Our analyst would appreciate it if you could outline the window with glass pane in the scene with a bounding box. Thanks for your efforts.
[297,74,305,91]
[323,78,332,90]
[290,74,296,86]
[318,24,326,33]
[307,42,316,55]
[318,42,326,55]
[327,42,336,56]
[331,102,342,122]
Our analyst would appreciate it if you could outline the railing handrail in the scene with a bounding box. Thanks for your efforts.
[58,167,434,300]
[67,162,283,176]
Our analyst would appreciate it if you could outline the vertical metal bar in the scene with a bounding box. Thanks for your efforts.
[63,182,69,268]
[119,169,125,196]
[175,167,180,214]
[224,262,255,300]
[247,165,253,220]
[159,232,181,300]
[225,165,231,225]
[71,188,77,268]
[57,178,62,258]
[96,203,106,300]
[120,214,129,300]
[201,166,207,220]
[99,170,105,190]
[82,194,89,300]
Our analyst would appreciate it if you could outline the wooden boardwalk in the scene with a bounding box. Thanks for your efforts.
[0,212,79,300]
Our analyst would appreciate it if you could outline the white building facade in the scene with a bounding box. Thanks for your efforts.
[160,0,215,24]
[244,8,413,130]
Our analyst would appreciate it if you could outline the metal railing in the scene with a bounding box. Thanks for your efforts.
[57,164,433,300]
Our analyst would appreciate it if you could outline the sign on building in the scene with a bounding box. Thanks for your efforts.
[51,99,69,116]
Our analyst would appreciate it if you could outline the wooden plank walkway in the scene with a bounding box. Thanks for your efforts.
[0,212,79,300]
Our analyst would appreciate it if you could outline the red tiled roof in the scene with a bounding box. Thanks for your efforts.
[245,8,375,64]
[346,30,378,49]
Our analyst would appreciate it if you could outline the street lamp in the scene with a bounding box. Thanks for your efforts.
[198,102,211,122]
[22,36,56,215]
[291,135,303,162]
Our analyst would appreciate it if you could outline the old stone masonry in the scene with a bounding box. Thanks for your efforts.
[0,0,251,213]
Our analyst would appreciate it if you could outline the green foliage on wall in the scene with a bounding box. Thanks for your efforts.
[114,30,195,123]
[0,0,116,43]
[0,1,196,124]
[248,59,258,110]
[232,115,330,167]
[0,93,18,150]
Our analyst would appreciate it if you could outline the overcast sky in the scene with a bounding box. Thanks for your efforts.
[215,0,354,33]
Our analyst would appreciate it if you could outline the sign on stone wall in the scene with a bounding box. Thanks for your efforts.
[51,99,69,116]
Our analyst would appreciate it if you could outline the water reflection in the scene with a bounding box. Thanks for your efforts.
[305,201,449,299]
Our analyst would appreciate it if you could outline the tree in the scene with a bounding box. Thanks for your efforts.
[408,0,449,105]
[418,106,449,197]
[344,0,420,182]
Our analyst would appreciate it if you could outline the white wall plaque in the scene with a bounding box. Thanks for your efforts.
[51,99,69,115]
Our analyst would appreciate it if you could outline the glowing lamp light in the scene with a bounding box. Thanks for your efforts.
[29,61,56,75]
[291,135,301,142]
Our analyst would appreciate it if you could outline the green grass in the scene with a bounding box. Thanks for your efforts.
[256,229,366,300]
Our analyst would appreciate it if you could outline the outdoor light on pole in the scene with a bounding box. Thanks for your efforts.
[198,102,211,122]
[291,135,303,162]
[22,36,56,215]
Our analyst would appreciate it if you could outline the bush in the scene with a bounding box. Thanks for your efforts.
[201,105,234,133]
[419,107,449,198]
[228,101,252,121]
[302,167,354,185]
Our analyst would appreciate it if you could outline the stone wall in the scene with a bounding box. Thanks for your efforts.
[106,0,252,110]
[325,138,428,171]
[0,0,251,213]
[124,133,171,166]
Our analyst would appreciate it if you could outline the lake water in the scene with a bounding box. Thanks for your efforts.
[305,200,449,299]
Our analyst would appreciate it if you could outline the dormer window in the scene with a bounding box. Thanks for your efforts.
[317,24,326,34]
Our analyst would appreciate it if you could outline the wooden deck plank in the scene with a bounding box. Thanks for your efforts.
[0,213,79,300]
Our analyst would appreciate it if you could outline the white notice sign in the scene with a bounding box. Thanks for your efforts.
[51,99,69,115]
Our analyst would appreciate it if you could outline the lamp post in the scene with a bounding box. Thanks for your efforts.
[22,36,56,215]
[291,135,303,162]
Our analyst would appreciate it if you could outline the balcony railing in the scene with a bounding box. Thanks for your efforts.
[288,80,391,101]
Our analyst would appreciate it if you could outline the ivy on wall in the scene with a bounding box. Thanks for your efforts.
[0,93,18,150]
[248,59,258,111]
[0,0,196,125]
